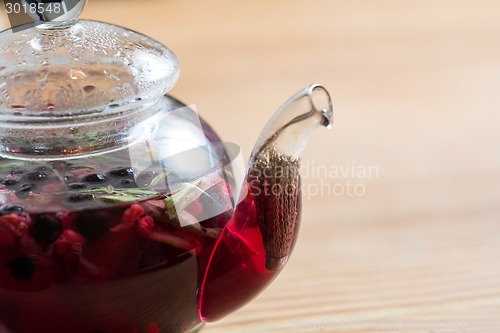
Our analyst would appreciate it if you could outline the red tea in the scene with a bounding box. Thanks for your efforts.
[0,149,235,333]
[0,137,299,332]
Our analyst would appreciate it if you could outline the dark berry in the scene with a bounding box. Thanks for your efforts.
[23,171,48,182]
[115,178,136,188]
[19,183,35,192]
[10,168,26,175]
[0,178,19,186]
[108,167,134,177]
[64,175,77,183]
[15,183,36,199]
[68,183,87,190]
[67,193,94,203]
[75,213,110,241]
[0,205,24,213]
[32,215,62,244]
[82,173,107,183]
[9,257,36,281]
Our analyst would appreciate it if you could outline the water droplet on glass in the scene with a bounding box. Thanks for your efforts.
[37,70,48,81]
[24,89,33,100]
[106,185,114,194]
[123,58,134,67]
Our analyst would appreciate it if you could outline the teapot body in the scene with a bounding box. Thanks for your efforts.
[0,96,243,333]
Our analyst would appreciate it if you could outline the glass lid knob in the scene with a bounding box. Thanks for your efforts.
[23,0,87,27]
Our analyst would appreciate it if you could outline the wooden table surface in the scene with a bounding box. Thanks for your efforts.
[2,1,500,332]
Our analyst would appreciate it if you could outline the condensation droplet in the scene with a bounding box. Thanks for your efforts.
[123,58,134,67]
[0,86,8,102]
[37,70,48,82]
[106,185,114,194]
[24,89,33,100]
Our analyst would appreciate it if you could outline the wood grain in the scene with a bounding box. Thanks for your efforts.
[2,1,500,332]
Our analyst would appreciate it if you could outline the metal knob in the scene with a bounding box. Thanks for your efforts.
[22,0,87,24]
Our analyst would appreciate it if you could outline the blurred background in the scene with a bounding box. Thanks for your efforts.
[2,0,500,332]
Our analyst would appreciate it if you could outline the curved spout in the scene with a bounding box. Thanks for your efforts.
[247,83,332,270]
[199,84,333,322]
[250,83,333,161]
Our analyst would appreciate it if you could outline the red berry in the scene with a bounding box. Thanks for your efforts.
[53,230,86,281]
[136,216,154,238]
[122,204,145,227]
[55,230,84,248]
[0,213,30,237]
[146,323,159,333]
[54,230,85,258]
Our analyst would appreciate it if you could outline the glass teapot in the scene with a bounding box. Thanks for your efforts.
[0,1,333,332]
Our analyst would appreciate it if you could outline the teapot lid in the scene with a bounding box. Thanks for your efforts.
[0,0,179,160]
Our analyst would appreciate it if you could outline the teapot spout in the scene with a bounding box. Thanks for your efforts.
[247,83,333,270]
[199,84,332,321]
[251,83,333,161]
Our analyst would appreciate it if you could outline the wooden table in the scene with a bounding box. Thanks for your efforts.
[2,1,500,332]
